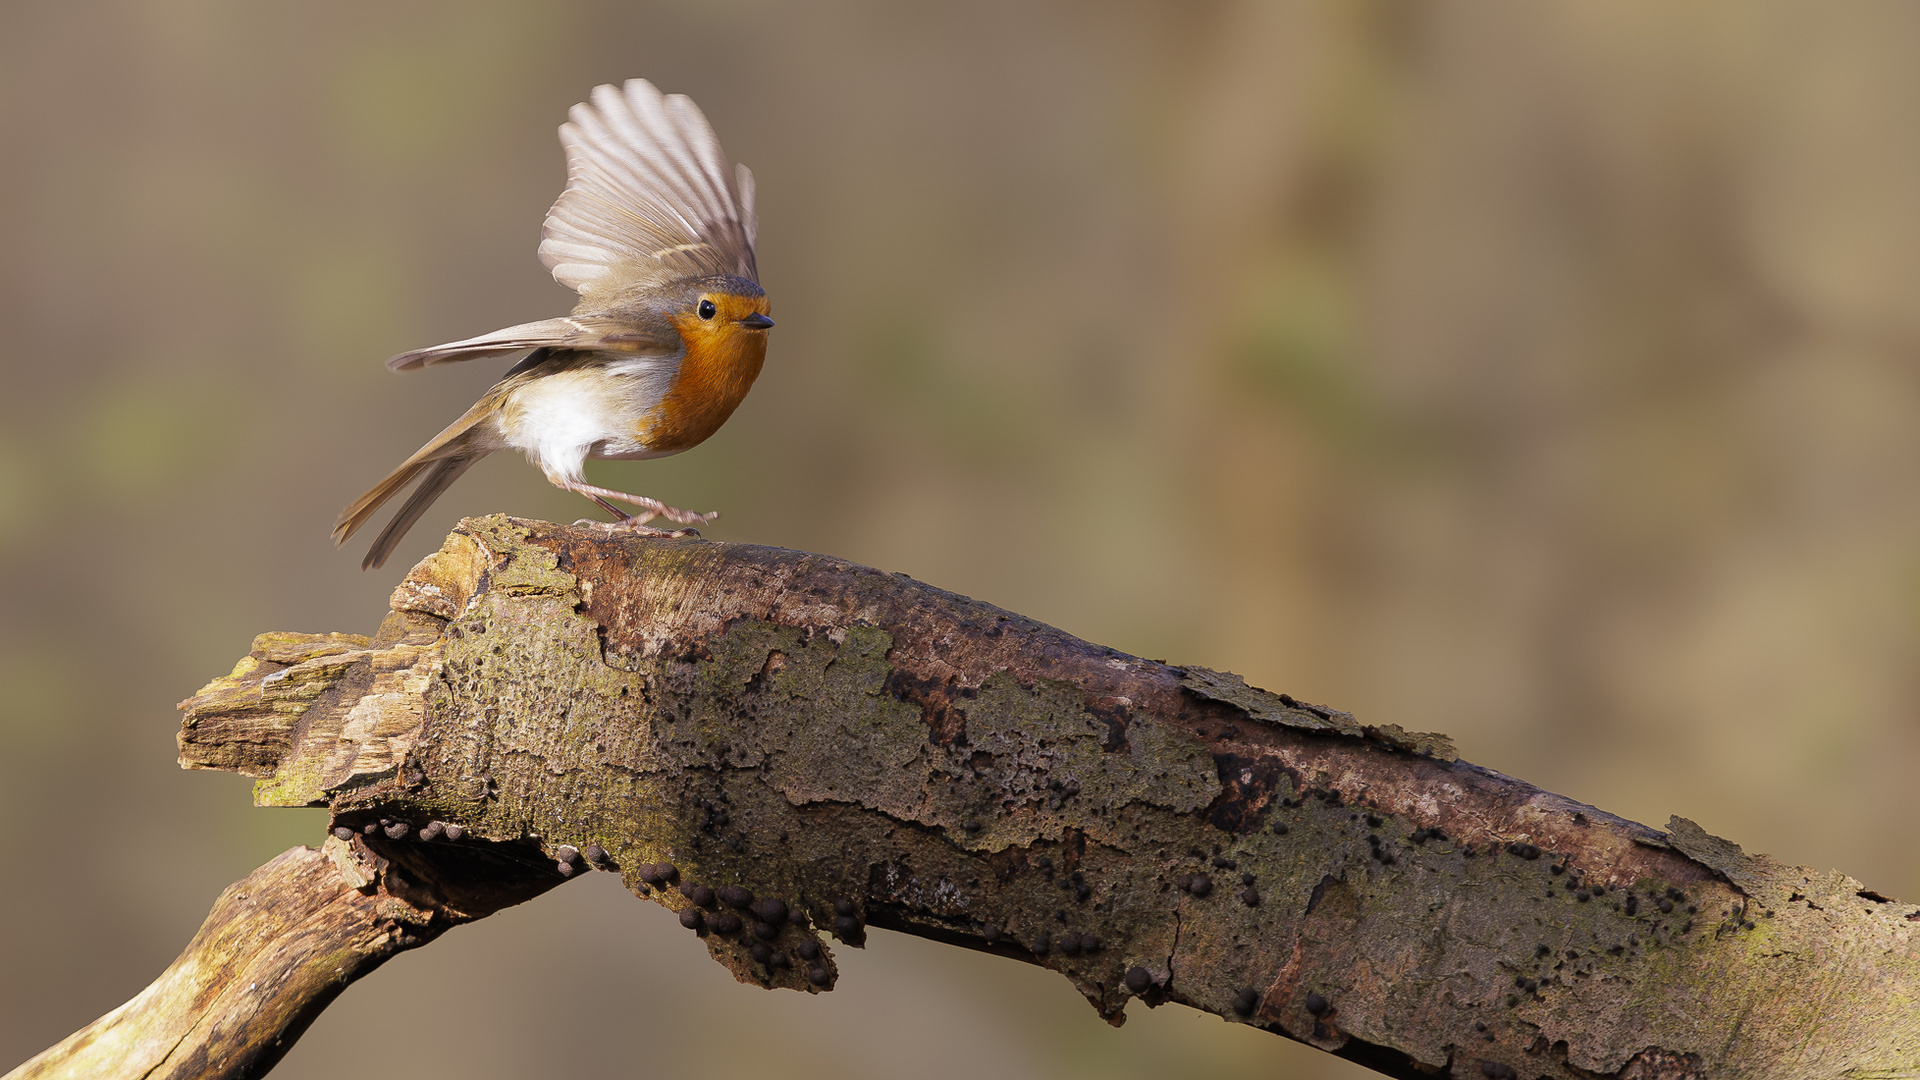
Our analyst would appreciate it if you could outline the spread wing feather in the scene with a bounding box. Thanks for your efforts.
[538,79,758,300]
[386,315,677,371]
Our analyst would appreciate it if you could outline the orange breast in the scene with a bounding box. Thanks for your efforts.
[642,319,768,453]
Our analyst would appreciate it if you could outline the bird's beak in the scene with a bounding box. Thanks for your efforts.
[737,313,775,330]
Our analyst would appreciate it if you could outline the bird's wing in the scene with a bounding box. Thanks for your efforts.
[386,316,677,371]
[539,79,758,300]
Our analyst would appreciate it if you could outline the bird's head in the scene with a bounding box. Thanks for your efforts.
[667,274,774,354]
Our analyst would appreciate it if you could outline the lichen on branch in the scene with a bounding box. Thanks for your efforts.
[159,516,1920,1080]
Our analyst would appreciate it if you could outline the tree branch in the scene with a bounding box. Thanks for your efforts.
[15,515,1920,1079]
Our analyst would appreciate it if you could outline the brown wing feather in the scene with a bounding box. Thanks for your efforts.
[538,79,758,301]
[387,316,676,371]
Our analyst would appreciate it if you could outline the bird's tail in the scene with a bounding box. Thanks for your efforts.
[334,401,498,570]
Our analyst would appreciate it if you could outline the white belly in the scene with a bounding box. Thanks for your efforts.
[496,365,676,481]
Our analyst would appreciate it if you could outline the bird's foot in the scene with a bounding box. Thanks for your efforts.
[572,517,702,539]
[558,480,719,529]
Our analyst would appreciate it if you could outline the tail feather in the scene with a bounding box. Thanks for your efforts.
[334,401,499,570]
[358,452,485,569]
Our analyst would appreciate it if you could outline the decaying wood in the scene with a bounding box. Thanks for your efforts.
[7,832,561,1080]
[15,514,1920,1080]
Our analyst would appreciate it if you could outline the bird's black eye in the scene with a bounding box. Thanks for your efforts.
[698,299,717,320]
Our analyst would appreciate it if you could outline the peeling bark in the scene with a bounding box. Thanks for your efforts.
[15,515,1920,1079]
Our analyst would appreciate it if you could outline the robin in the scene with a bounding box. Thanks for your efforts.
[333,78,773,569]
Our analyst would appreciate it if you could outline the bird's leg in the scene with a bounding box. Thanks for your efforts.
[587,493,652,524]
[554,478,717,537]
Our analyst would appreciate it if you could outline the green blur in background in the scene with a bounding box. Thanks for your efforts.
[5,2,1920,1077]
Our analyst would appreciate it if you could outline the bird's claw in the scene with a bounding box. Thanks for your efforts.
[572,517,701,539]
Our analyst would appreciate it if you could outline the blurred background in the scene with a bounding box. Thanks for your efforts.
[6,2,1920,1077]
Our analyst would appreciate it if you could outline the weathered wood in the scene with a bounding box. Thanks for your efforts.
[16,514,1920,1079]
[6,835,560,1080]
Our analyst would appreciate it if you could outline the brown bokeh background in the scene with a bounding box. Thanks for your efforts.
[6,3,1920,1077]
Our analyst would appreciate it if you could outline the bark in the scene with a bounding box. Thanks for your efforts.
[16,514,1920,1079]
[7,834,561,1080]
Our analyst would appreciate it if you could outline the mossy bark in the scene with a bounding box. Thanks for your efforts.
[16,516,1920,1080]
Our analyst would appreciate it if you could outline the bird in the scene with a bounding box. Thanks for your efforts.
[333,78,773,570]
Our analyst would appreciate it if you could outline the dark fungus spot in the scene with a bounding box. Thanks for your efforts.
[834,899,857,917]
[708,912,743,935]
[983,923,1002,943]
[1550,863,1565,876]
[1241,871,1256,886]
[1365,814,1382,828]
[1187,874,1213,898]
[807,966,832,987]
[1032,933,1051,956]
[444,824,465,841]
[1304,991,1329,1015]
[788,910,811,930]
[332,826,354,841]
[679,910,706,932]
[584,842,609,865]
[1238,886,1260,906]
[753,898,788,924]
[555,845,581,865]
[833,915,864,940]
[718,886,754,909]
[1410,828,1430,844]
[1272,822,1290,836]
[419,821,445,841]
[385,822,411,840]
[1211,856,1237,869]
[1506,842,1541,860]
[1480,1061,1518,1079]
[753,921,779,941]
[1125,966,1152,993]
[361,821,378,835]
[1058,933,1083,956]
[640,864,669,885]
[1658,898,1675,914]
[1231,988,1259,1016]
[749,941,773,964]
[555,860,576,877]
[684,884,717,909]
[770,951,791,969]
[1625,895,1640,915]
[797,939,821,960]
